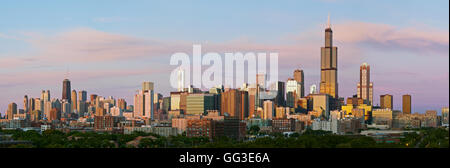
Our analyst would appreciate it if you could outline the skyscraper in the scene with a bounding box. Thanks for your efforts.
[62,79,71,102]
[71,90,77,113]
[275,81,285,107]
[402,94,411,114]
[357,63,373,105]
[319,15,338,98]
[293,69,305,98]
[380,94,393,110]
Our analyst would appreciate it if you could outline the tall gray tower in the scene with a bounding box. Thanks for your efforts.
[320,14,338,98]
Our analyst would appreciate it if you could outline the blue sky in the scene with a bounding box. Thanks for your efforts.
[0,0,448,114]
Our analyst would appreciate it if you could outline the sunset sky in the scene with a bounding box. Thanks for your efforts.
[0,0,448,114]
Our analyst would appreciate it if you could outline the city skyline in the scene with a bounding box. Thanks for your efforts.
[0,0,449,114]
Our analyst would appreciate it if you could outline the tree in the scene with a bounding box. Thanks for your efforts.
[249,125,260,135]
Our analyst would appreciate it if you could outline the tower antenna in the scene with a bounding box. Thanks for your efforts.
[327,13,331,28]
[65,66,69,79]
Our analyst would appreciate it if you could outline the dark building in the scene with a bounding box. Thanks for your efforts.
[62,79,71,102]
[275,81,286,107]
[240,91,249,119]
[347,95,364,106]
[224,117,247,141]
[286,92,296,108]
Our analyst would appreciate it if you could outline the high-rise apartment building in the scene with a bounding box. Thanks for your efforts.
[357,63,373,105]
[319,16,338,98]
[221,89,244,120]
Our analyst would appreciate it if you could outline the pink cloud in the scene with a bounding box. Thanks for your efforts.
[333,21,449,54]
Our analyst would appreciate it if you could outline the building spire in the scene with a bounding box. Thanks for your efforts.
[64,66,69,79]
[327,13,331,29]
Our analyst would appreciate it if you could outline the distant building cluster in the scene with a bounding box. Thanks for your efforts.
[1,19,448,142]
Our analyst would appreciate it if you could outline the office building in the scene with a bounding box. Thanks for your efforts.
[293,69,305,98]
[186,118,224,140]
[275,81,286,106]
[357,63,373,105]
[78,90,87,102]
[380,94,393,110]
[142,82,154,91]
[319,15,338,98]
[23,95,28,113]
[41,90,51,102]
[186,93,215,115]
[62,79,71,101]
[402,94,411,114]
[221,89,244,119]
[441,107,449,126]
[7,102,17,120]
[262,100,274,120]
[310,94,330,119]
